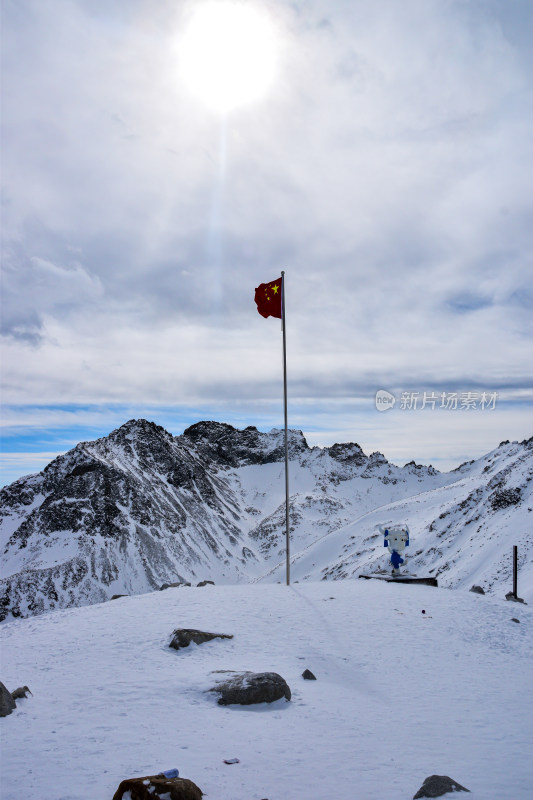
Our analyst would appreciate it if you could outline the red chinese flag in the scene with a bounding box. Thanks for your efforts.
[254,276,283,319]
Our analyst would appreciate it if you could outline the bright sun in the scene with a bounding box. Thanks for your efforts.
[179,2,278,113]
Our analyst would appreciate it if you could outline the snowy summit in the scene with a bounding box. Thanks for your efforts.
[1,580,532,798]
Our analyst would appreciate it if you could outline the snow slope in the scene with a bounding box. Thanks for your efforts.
[1,581,532,800]
[263,441,533,602]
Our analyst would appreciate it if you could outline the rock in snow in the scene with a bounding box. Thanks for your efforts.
[413,774,470,797]
[160,582,191,590]
[1,420,532,619]
[209,670,291,705]
[0,681,16,717]
[112,773,203,800]
[505,592,527,604]
[169,629,233,651]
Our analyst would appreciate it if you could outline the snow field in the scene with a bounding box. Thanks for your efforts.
[1,580,532,800]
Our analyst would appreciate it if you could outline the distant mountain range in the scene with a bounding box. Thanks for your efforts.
[1,419,531,620]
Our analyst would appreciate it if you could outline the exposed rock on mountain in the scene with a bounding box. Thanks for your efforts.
[1,420,532,620]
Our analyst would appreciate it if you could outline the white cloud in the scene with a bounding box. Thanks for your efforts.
[1,0,531,477]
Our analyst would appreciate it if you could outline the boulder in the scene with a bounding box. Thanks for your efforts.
[169,629,233,651]
[0,681,17,717]
[160,582,191,590]
[505,592,527,604]
[302,669,316,680]
[413,775,470,798]
[197,580,215,587]
[469,585,485,595]
[112,774,203,800]
[209,671,291,706]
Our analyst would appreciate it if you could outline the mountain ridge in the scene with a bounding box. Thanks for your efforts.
[1,419,531,620]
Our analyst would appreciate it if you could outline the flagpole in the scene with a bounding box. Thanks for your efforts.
[281,270,290,586]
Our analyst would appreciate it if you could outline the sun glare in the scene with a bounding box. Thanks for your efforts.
[179,2,278,113]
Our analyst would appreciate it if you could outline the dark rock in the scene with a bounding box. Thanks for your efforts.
[469,585,485,595]
[182,421,308,467]
[169,629,233,650]
[112,774,203,800]
[160,582,190,591]
[505,592,527,604]
[302,669,316,680]
[490,487,522,510]
[209,671,291,705]
[69,463,100,478]
[197,580,215,587]
[413,774,470,798]
[511,617,520,623]
[11,685,32,700]
[110,594,128,600]
[326,442,366,466]
[0,681,17,717]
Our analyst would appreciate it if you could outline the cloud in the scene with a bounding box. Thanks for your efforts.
[1,0,532,477]
[1,252,103,342]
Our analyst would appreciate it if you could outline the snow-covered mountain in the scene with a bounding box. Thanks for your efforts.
[1,419,532,620]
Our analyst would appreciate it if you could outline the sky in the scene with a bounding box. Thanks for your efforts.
[1,0,532,487]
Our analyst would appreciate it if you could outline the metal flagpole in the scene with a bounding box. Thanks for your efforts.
[281,270,290,586]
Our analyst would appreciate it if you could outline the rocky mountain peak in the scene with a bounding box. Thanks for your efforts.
[368,451,388,465]
[93,418,180,476]
[109,418,171,443]
[326,442,367,465]
[404,460,440,476]
[180,421,309,467]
